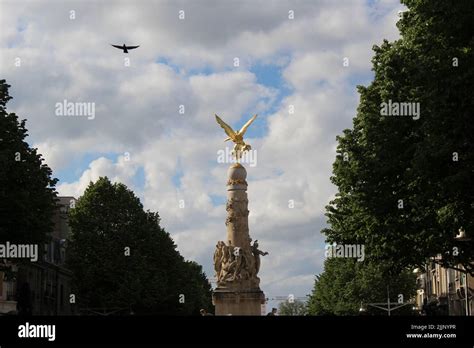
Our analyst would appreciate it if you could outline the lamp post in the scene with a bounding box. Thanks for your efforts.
[359,285,414,316]
[454,228,471,316]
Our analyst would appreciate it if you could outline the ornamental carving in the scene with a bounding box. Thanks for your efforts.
[227,179,248,186]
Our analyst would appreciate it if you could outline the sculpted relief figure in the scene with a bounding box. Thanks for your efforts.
[251,240,268,275]
[213,241,225,278]
[215,241,236,283]
[214,238,268,287]
[240,248,256,280]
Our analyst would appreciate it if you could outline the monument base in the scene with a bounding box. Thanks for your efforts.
[212,289,265,315]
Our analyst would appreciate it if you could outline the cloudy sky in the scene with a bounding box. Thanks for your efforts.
[0,0,405,310]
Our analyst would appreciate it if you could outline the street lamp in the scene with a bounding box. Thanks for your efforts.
[454,227,471,316]
[360,285,414,316]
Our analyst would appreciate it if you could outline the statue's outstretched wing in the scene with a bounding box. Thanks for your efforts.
[239,114,257,136]
[215,114,236,139]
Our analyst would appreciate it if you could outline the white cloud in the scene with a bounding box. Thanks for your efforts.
[57,155,138,198]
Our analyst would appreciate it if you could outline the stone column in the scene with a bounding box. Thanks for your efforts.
[212,163,266,315]
[225,163,250,249]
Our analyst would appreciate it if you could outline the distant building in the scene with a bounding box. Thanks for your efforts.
[414,256,473,316]
[0,196,76,315]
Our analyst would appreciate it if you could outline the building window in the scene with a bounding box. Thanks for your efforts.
[6,281,16,301]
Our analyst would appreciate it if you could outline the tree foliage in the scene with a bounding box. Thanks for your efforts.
[278,299,308,316]
[311,1,474,314]
[323,0,474,274]
[0,79,58,246]
[67,177,212,315]
[308,259,416,316]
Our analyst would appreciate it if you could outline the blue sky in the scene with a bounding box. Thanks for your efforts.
[54,61,293,186]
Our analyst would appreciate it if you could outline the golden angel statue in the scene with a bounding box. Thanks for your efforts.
[215,114,257,159]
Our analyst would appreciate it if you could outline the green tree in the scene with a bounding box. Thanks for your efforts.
[307,259,416,316]
[67,177,212,315]
[179,260,214,315]
[324,0,474,275]
[0,79,58,245]
[0,80,58,278]
[278,299,308,316]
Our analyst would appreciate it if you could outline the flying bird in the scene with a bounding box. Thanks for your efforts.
[215,114,257,159]
[111,43,140,53]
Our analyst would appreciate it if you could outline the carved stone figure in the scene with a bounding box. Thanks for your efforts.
[251,240,268,275]
[213,241,225,277]
[214,238,268,287]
